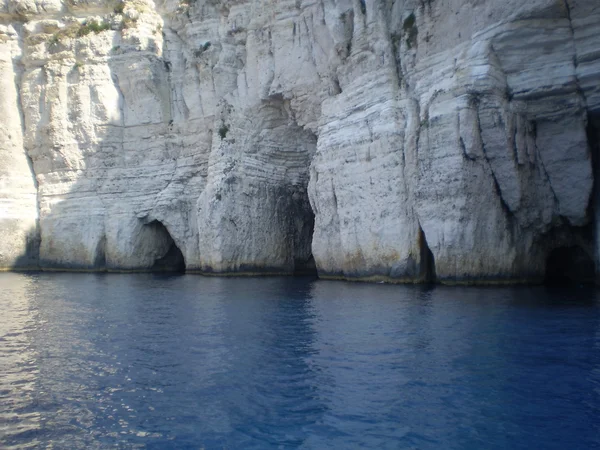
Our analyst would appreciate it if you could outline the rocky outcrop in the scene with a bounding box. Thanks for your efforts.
[0,0,599,283]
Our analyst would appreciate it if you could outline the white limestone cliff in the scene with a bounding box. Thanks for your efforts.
[0,20,38,269]
[0,0,599,283]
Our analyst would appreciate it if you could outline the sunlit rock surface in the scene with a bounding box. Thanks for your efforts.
[0,23,38,269]
[0,0,598,283]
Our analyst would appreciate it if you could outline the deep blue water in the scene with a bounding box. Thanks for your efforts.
[0,273,599,449]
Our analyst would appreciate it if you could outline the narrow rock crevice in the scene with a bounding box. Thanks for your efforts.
[0,23,41,269]
[418,226,436,283]
[588,113,600,282]
[293,199,317,276]
[587,113,600,216]
[563,0,588,110]
[476,107,515,218]
[94,234,107,268]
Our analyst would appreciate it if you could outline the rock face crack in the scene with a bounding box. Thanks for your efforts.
[563,0,587,110]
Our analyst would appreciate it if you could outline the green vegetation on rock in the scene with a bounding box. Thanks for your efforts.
[218,124,230,139]
[48,19,110,46]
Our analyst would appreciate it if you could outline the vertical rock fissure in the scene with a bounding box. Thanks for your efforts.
[286,126,318,277]
[293,197,317,276]
[94,234,107,268]
[8,26,40,267]
[17,89,41,265]
[563,0,589,115]
[419,226,436,283]
[588,114,600,282]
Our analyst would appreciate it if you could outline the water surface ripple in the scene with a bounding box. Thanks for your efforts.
[0,273,599,449]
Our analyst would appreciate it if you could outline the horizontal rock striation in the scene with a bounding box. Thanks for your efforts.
[0,0,599,283]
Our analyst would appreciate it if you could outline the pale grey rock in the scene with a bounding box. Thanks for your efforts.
[0,0,598,283]
[0,24,38,269]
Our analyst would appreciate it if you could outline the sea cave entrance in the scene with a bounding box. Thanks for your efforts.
[544,246,594,285]
[144,220,186,273]
[419,226,437,283]
[293,206,317,276]
[290,191,317,277]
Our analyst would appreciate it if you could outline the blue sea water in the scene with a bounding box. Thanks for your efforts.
[0,273,599,449]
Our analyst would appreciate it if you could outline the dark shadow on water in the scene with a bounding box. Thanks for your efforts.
[516,285,600,307]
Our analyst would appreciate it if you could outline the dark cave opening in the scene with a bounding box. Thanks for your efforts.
[589,112,600,283]
[294,254,317,276]
[94,234,106,268]
[145,220,186,273]
[419,227,437,283]
[544,246,594,285]
[292,199,318,277]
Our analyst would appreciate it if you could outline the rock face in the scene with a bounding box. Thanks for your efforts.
[0,0,599,283]
[0,23,38,269]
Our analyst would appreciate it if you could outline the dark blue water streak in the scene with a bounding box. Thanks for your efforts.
[0,273,599,449]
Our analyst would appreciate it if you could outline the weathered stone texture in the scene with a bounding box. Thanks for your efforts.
[0,0,598,282]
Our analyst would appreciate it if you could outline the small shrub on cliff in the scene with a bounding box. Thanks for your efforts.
[48,34,60,46]
[403,13,418,49]
[403,13,415,32]
[48,19,110,46]
[121,16,138,30]
[218,124,230,139]
[48,23,80,46]
[194,41,211,57]
[78,20,110,37]
[114,1,125,14]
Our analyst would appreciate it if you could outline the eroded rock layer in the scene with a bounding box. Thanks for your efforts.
[0,0,599,283]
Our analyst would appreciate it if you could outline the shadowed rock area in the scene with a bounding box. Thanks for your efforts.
[0,0,599,283]
[545,246,594,285]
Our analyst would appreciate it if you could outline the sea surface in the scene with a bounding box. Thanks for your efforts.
[0,273,599,449]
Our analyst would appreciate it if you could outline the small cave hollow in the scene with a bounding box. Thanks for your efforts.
[251,95,318,277]
[145,220,186,273]
[419,227,437,283]
[94,234,107,268]
[544,246,594,285]
[292,194,318,277]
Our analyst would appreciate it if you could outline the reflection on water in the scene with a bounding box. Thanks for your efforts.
[0,273,599,449]
[0,275,42,449]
